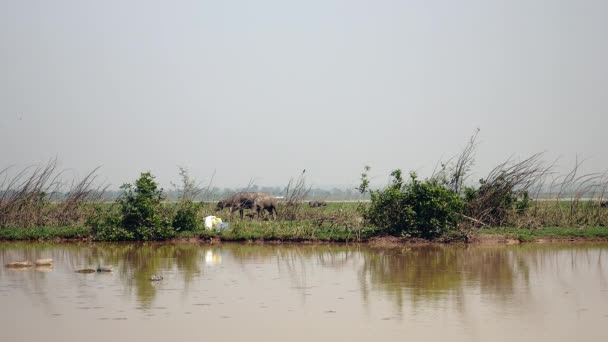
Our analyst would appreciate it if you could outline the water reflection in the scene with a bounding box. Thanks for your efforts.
[1,242,607,317]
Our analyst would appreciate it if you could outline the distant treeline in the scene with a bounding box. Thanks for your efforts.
[116,185,368,202]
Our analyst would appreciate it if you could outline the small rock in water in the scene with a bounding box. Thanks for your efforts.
[150,275,163,281]
[97,266,113,272]
[5,261,34,268]
[76,269,96,273]
[35,259,53,266]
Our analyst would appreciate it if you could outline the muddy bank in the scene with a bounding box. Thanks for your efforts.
[3,229,608,246]
[178,234,608,246]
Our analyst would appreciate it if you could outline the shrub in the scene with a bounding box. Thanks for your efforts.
[0,160,105,228]
[171,167,203,231]
[92,172,174,241]
[88,205,134,241]
[173,201,202,231]
[464,175,532,226]
[360,169,464,239]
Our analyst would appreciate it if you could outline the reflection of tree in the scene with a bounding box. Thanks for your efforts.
[2,242,606,316]
[352,244,608,318]
[357,246,524,314]
[88,243,202,306]
[0,242,204,307]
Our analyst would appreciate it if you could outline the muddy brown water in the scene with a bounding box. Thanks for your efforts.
[1,242,608,342]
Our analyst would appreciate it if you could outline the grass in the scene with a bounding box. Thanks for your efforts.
[2,224,607,244]
[1,201,606,243]
[0,226,91,241]
[199,220,377,242]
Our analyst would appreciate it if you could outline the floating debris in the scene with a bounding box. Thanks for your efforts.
[76,269,96,273]
[97,266,113,272]
[150,275,163,281]
[5,261,34,268]
[35,259,53,266]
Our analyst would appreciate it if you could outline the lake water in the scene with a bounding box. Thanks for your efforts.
[1,242,608,341]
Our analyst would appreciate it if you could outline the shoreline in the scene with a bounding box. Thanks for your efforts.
[1,226,607,245]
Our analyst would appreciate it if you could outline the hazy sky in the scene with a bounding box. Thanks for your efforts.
[1,0,607,189]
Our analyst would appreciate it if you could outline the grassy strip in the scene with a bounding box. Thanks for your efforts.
[0,226,92,241]
[479,227,608,242]
[198,220,376,242]
[3,225,608,243]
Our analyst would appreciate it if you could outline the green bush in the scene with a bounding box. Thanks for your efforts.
[171,167,203,232]
[360,169,464,239]
[173,200,202,231]
[92,172,175,241]
[87,205,133,241]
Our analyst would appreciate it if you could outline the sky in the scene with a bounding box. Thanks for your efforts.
[1,0,607,190]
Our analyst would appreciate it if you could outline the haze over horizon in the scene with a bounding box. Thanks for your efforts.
[1,0,606,190]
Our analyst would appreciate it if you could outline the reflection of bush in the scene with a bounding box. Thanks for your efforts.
[358,247,522,309]
[1,243,550,312]
[88,244,202,306]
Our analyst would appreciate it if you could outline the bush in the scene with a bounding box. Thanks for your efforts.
[173,200,202,231]
[360,169,464,239]
[87,205,133,241]
[464,175,532,226]
[171,167,203,232]
[92,172,175,241]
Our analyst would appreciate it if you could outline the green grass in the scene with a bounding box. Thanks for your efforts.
[1,200,605,244]
[199,220,376,242]
[479,227,608,242]
[2,225,608,243]
[0,226,92,240]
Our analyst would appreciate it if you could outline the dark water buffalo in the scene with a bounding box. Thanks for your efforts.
[217,192,278,219]
[216,192,257,219]
[308,200,327,208]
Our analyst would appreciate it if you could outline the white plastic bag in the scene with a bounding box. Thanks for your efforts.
[204,216,216,230]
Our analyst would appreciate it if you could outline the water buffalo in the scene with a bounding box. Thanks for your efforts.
[217,192,277,219]
[253,195,278,220]
[216,192,257,219]
[308,200,327,208]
